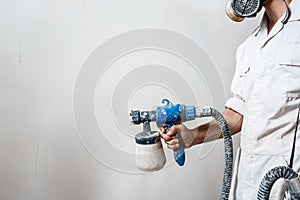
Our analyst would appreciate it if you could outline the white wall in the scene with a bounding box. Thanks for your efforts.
[0,0,260,199]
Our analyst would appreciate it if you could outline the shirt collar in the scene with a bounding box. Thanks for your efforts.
[253,0,300,36]
[253,12,276,37]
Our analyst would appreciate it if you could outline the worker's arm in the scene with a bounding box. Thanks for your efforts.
[160,108,243,149]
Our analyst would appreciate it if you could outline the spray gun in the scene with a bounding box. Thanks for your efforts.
[130,99,204,167]
[130,99,234,199]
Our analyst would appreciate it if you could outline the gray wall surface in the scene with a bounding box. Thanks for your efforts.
[0,0,260,199]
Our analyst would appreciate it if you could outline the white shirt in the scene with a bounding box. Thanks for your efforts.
[226,1,300,199]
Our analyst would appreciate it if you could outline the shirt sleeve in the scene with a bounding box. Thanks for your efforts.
[225,43,246,116]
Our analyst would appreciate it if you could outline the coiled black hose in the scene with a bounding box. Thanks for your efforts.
[210,108,233,200]
[257,166,299,200]
[257,104,300,199]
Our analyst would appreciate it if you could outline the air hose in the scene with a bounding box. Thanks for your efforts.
[199,103,300,200]
[192,105,300,200]
[257,166,300,199]
[197,107,233,200]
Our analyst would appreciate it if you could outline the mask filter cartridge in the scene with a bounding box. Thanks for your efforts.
[226,0,265,22]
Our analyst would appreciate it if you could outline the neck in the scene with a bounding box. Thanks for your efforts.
[264,0,291,32]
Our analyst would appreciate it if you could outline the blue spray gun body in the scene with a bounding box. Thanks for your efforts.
[156,99,189,166]
[131,99,196,166]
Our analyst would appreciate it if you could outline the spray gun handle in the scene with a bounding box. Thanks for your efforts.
[167,125,185,166]
[173,132,185,166]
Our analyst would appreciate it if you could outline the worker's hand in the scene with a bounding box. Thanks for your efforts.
[159,124,195,150]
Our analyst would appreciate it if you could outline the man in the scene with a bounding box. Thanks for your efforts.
[160,0,300,199]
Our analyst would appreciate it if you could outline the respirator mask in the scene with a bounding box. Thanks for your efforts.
[226,0,266,22]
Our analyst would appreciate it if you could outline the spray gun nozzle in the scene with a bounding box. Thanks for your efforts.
[130,110,141,124]
[130,110,156,124]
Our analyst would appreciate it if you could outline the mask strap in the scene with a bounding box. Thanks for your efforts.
[282,0,291,24]
[289,103,300,169]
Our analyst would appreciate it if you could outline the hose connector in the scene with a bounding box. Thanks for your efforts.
[195,106,212,118]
